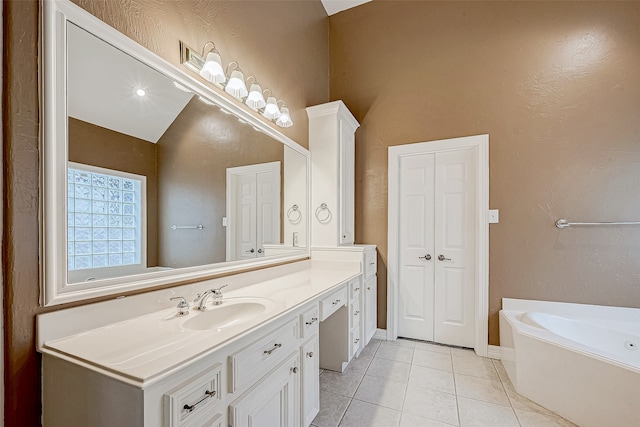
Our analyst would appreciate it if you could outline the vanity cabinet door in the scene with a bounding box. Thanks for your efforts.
[364,275,378,344]
[229,352,300,427]
[301,336,319,427]
[338,122,355,245]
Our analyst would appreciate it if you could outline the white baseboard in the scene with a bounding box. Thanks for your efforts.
[487,345,501,359]
[373,329,386,340]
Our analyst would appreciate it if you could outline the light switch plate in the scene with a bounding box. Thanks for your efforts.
[488,209,499,224]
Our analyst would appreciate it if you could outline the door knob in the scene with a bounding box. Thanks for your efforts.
[438,255,451,261]
[246,248,255,253]
[419,254,432,260]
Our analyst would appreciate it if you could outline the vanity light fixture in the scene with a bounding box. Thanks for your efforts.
[224,62,248,99]
[199,42,226,84]
[245,77,266,110]
[262,95,281,120]
[180,40,293,127]
[276,104,293,128]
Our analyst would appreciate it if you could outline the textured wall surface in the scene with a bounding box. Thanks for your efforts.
[329,1,640,344]
[2,1,328,424]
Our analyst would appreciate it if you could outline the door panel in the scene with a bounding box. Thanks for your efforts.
[237,174,257,260]
[398,153,434,341]
[434,149,476,347]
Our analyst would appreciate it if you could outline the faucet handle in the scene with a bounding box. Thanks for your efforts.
[212,284,228,294]
[170,296,190,316]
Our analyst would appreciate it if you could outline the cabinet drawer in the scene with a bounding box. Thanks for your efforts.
[364,251,377,279]
[164,364,222,427]
[349,278,362,300]
[300,305,319,339]
[229,318,299,393]
[350,299,361,329]
[319,286,348,321]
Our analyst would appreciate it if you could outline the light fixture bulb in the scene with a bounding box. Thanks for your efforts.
[199,51,225,84]
[135,88,146,97]
[245,83,266,110]
[262,96,281,120]
[225,69,248,99]
[276,106,293,128]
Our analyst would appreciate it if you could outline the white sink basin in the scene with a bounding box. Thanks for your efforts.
[181,297,276,331]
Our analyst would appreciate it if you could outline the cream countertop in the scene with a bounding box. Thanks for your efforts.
[38,260,359,387]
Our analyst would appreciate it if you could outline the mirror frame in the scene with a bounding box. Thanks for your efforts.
[41,0,310,306]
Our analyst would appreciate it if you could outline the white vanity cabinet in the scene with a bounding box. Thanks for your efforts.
[307,101,360,247]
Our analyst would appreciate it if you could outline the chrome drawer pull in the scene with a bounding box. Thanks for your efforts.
[264,343,282,355]
[353,287,360,292]
[332,299,341,305]
[369,262,375,265]
[354,311,360,315]
[183,390,216,413]
[307,351,314,358]
[305,317,318,326]
[354,338,360,344]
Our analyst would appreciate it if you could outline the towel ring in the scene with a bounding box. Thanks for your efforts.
[315,203,332,223]
[287,204,302,224]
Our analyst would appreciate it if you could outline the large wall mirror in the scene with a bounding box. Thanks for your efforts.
[42,0,309,306]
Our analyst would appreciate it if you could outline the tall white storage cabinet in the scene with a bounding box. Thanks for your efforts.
[307,101,360,247]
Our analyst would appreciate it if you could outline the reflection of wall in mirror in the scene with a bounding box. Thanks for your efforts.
[68,117,159,267]
[284,147,307,248]
[157,97,285,268]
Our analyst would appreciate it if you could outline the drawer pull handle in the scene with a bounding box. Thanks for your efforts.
[353,287,360,292]
[354,311,360,315]
[292,367,299,374]
[354,338,360,344]
[183,390,216,413]
[332,299,341,305]
[264,343,282,355]
[369,262,375,265]
[305,317,318,326]
[307,351,314,358]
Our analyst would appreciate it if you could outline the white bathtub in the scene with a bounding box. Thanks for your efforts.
[499,298,640,427]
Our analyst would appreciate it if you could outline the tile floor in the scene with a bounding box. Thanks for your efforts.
[312,338,577,427]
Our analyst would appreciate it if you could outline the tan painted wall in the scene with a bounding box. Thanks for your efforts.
[2,1,328,424]
[329,1,640,345]
[68,117,160,267]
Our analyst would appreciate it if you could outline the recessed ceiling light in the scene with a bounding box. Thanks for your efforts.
[135,88,146,97]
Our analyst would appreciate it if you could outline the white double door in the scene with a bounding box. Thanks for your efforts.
[398,148,476,347]
[227,162,280,261]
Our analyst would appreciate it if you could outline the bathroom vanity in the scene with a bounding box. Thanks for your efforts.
[38,259,377,427]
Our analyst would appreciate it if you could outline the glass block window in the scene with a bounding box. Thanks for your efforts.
[67,163,145,271]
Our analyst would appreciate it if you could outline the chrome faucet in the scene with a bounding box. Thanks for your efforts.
[194,285,228,310]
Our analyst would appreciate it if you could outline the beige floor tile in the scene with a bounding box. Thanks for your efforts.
[319,370,364,398]
[457,396,519,427]
[375,342,414,363]
[366,357,412,383]
[403,385,459,426]
[454,373,510,406]
[390,338,417,348]
[312,390,350,427]
[354,375,407,410]
[450,347,477,358]
[339,399,401,427]
[359,339,382,358]
[408,364,455,394]
[412,349,453,372]
[414,341,452,355]
[452,355,499,380]
[344,354,373,374]
[400,412,457,427]
[515,408,578,427]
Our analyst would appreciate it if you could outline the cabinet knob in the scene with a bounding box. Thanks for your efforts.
[367,287,371,290]
[292,367,299,374]
[307,351,314,358]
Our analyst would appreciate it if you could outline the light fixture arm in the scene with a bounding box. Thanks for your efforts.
[200,41,218,57]
[225,61,241,76]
